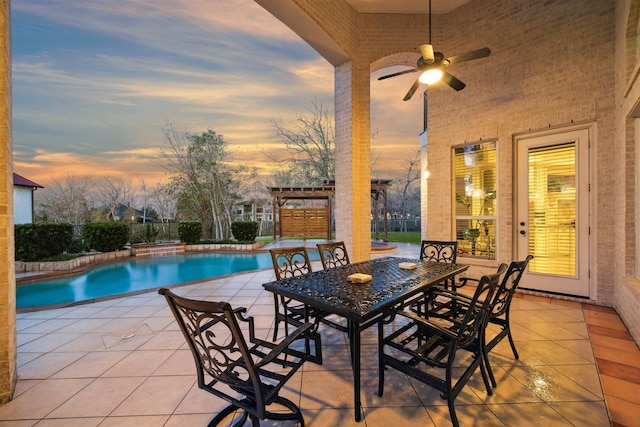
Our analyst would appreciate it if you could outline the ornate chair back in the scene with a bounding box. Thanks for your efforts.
[491,255,534,319]
[159,287,321,426]
[420,240,459,289]
[317,241,350,269]
[270,247,312,280]
[269,247,314,339]
[420,240,458,263]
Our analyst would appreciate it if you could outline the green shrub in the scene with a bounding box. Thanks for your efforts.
[82,222,129,252]
[178,221,203,244]
[231,221,258,242]
[15,222,74,261]
[142,223,159,243]
[67,236,87,254]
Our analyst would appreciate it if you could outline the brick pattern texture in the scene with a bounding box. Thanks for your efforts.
[0,0,16,403]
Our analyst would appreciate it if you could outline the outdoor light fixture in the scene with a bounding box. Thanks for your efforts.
[419,69,443,85]
[423,169,430,180]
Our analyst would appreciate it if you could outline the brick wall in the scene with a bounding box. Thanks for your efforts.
[334,60,372,261]
[273,1,620,306]
[616,0,640,345]
[0,0,16,403]
[419,0,617,304]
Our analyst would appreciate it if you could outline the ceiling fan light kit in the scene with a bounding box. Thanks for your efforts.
[419,43,435,63]
[378,0,491,100]
[419,69,443,84]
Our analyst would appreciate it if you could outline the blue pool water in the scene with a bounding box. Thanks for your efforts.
[17,251,319,309]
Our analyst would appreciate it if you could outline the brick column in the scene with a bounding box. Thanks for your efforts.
[334,60,371,262]
[0,0,16,403]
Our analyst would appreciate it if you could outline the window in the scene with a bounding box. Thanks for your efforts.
[453,141,497,259]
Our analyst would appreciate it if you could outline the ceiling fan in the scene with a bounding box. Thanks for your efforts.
[378,0,491,101]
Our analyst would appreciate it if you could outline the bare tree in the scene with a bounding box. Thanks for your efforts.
[370,149,381,179]
[265,100,335,186]
[35,175,92,226]
[93,176,135,221]
[394,150,421,232]
[139,180,149,224]
[149,182,176,223]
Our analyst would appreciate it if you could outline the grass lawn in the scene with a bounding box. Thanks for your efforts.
[373,232,420,244]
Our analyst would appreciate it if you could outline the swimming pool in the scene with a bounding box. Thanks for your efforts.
[17,251,319,310]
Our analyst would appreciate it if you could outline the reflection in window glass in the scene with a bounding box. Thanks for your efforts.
[453,142,497,259]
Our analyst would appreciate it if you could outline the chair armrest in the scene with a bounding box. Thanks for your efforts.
[393,309,460,340]
[411,288,479,323]
[402,286,473,315]
[198,307,250,334]
[426,287,474,305]
[458,276,480,287]
[254,322,316,368]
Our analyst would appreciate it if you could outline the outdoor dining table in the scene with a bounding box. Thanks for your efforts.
[262,256,468,422]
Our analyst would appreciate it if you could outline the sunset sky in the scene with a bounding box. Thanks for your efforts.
[11,0,424,189]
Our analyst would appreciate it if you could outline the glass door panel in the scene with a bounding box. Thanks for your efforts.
[527,143,576,277]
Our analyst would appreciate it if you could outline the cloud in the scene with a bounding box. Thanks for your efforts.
[14,147,169,185]
[11,0,423,190]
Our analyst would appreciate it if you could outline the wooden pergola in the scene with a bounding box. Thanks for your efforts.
[268,179,392,241]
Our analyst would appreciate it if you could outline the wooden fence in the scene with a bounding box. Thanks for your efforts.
[279,208,330,239]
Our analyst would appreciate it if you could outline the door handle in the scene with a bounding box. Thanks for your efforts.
[520,230,526,235]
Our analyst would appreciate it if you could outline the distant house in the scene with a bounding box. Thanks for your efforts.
[233,198,271,222]
[108,203,156,223]
[13,173,43,224]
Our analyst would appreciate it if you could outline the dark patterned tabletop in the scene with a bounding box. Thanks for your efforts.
[263,257,468,322]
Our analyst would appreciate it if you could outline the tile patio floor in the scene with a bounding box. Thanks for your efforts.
[3,243,639,426]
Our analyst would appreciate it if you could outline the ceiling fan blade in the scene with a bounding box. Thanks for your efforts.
[378,68,417,81]
[419,44,435,63]
[443,47,491,66]
[403,78,421,101]
[441,71,466,91]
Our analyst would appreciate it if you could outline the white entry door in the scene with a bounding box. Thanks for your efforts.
[515,127,590,297]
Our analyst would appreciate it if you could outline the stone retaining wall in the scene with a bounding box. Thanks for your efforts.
[15,249,132,273]
[15,242,266,273]
[186,241,265,252]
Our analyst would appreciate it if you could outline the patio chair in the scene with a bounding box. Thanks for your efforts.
[402,240,461,311]
[315,241,353,332]
[270,247,350,337]
[447,255,534,386]
[378,270,503,427]
[269,247,319,340]
[316,241,350,269]
[419,240,459,289]
[159,288,322,427]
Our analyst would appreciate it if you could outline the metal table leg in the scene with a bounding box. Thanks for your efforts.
[349,320,362,421]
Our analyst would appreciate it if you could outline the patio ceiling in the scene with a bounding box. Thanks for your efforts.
[255,0,472,65]
[344,0,471,14]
